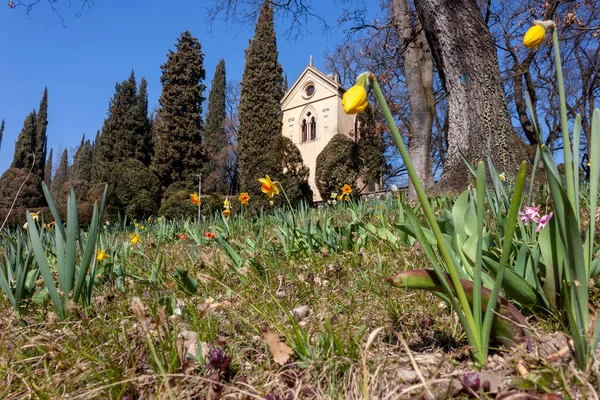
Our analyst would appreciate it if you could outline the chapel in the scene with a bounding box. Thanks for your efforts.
[281,58,381,202]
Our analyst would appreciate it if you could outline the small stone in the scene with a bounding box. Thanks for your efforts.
[397,369,419,383]
[293,305,309,319]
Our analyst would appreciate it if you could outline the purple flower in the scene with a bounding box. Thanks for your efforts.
[519,204,541,225]
[535,212,553,232]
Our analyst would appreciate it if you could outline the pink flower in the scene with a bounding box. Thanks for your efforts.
[519,204,541,225]
[535,212,553,232]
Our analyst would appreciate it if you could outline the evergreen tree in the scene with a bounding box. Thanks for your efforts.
[51,148,68,200]
[35,87,49,181]
[237,2,284,202]
[44,148,53,185]
[11,111,37,170]
[93,71,151,182]
[71,134,93,181]
[152,31,206,188]
[135,78,153,165]
[357,105,383,186]
[203,59,227,192]
[283,74,288,93]
[0,119,4,151]
[277,136,312,206]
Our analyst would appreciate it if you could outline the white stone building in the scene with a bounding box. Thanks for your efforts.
[281,60,379,202]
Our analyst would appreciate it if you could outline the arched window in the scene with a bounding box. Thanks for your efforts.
[310,117,316,140]
[301,119,307,142]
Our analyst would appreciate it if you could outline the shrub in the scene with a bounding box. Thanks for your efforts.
[107,159,162,219]
[61,180,92,206]
[158,189,197,219]
[0,168,45,209]
[315,134,360,199]
[278,136,313,207]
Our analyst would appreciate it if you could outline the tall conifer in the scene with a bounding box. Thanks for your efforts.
[203,59,227,192]
[35,88,49,181]
[0,119,4,151]
[44,148,53,185]
[237,2,284,200]
[51,148,68,199]
[71,134,93,181]
[11,111,37,170]
[152,31,206,188]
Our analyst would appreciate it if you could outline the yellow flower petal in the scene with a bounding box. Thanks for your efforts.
[342,85,368,114]
[523,25,546,48]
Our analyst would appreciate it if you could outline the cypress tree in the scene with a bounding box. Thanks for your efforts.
[203,59,227,192]
[93,71,150,182]
[44,148,53,185]
[152,31,206,188]
[51,148,68,200]
[237,2,284,202]
[35,87,49,181]
[135,78,152,165]
[71,134,93,182]
[11,111,37,170]
[0,119,4,151]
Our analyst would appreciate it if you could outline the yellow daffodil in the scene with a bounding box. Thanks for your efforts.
[341,184,352,195]
[97,248,109,262]
[222,209,231,217]
[344,195,350,201]
[588,160,591,167]
[23,222,28,230]
[239,192,250,206]
[499,173,505,181]
[258,175,280,198]
[190,192,201,206]
[337,194,343,201]
[342,73,369,114]
[523,20,554,49]
[130,233,141,244]
[269,200,274,206]
[30,211,40,221]
[376,214,381,219]
[223,198,230,209]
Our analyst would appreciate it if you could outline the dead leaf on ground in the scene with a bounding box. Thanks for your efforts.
[261,329,294,366]
[177,330,209,363]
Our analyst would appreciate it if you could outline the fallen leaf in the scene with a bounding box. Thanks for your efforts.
[177,330,209,363]
[262,329,294,366]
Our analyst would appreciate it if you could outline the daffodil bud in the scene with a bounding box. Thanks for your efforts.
[523,20,555,49]
[342,73,369,114]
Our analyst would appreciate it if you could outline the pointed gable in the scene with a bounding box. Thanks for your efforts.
[281,65,345,112]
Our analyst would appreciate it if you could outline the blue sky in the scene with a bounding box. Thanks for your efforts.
[0,0,375,175]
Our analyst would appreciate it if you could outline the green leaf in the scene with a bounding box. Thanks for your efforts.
[175,268,199,295]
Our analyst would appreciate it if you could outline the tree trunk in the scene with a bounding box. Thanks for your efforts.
[392,0,435,200]
[413,0,527,192]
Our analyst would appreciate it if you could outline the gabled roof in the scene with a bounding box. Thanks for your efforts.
[281,65,346,110]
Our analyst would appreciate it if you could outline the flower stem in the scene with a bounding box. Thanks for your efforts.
[368,74,483,363]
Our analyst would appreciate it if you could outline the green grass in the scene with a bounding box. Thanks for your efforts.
[0,195,598,398]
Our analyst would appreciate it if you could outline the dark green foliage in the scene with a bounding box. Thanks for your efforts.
[11,111,37,171]
[108,159,161,218]
[357,105,383,185]
[0,168,45,209]
[158,189,198,219]
[35,88,49,181]
[237,3,284,202]
[93,71,151,183]
[71,134,93,182]
[203,59,227,193]
[50,148,69,202]
[277,136,312,207]
[315,134,360,199]
[60,180,92,205]
[0,119,4,151]
[152,31,206,188]
[44,148,53,185]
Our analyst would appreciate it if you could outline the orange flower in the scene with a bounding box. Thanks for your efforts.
[178,233,188,240]
[96,248,109,262]
[341,184,352,195]
[222,209,231,217]
[239,192,250,206]
[190,192,201,206]
[258,175,280,198]
[204,231,216,239]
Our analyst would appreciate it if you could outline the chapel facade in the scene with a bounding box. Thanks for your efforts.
[281,60,379,202]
